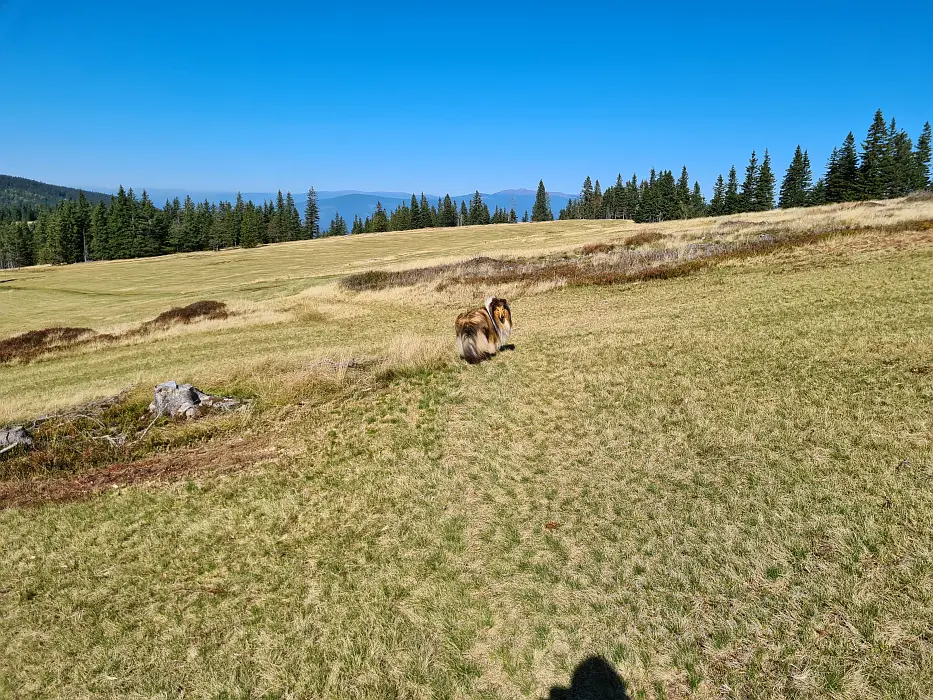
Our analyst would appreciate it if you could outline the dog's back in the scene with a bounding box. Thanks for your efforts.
[455,308,497,364]
[455,297,511,364]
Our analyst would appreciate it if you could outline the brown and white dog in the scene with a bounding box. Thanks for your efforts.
[455,296,513,364]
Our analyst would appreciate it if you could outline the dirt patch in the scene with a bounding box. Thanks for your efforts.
[0,300,229,365]
[0,437,276,509]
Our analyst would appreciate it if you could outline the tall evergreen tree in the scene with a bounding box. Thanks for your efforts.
[370,202,388,232]
[328,212,348,236]
[724,166,741,215]
[241,203,261,248]
[833,132,860,202]
[888,121,916,197]
[755,149,775,211]
[808,178,827,206]
[780,145,806,209]
[304,187,320,238]
[409,194,422,229]
[913,121,932,190]
[531,180,553,222]
[709,174,726,216]
[740,151,759,212]
[858,109,891,199]
[420,193,434,227]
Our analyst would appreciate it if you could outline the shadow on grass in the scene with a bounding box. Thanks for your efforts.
[545,656,631,700]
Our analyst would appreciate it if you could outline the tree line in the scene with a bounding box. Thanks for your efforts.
[0,109,929,269]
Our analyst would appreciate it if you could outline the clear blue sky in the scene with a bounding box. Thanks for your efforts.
[1,0,930,197]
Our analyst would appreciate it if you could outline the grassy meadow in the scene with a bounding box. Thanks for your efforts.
[1,198,932,698]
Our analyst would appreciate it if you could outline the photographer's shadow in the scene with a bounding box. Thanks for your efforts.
[545,655,630,700]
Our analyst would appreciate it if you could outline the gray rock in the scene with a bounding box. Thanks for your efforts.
[148,381,241,419]
[0,425,32,452]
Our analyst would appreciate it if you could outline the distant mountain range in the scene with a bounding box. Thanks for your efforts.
[2,175,576,224]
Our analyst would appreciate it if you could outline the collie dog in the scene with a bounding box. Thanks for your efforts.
[456,297,513,364]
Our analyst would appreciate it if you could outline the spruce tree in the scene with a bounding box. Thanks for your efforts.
[740,151,759,212]
[709,174,726,216]
[241,203,261,248]
[531,180,553,222]
[780,146,805,209]
[755,149,775,211]
[913,121,932,190]
[522,210,529,223]
[371,202,388,232]
[460,201,468,225]
[808,178,826,206]
[676,166,691,217]
[304,187,320,238]
[888,122,915,197]
[409,194,422,229]
[724,166,741,214]
[420,193,434,227]
[509,207,518,224]
[858,109,891,199]
[836,132,860,201]
[691,181,705,217]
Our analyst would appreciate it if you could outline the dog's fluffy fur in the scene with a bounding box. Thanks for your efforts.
[455,296,512,364]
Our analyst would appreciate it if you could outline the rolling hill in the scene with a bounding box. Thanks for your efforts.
[0,175,110,218]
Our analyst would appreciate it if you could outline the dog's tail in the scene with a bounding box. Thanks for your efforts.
[456,326,483,364]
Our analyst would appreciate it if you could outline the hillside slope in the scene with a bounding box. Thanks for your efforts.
[0,199,931,698]
[0,175,110,218]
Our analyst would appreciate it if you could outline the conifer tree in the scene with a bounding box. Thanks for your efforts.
[460,201,468,225]
[409,194,422,229]
[808,179,826,206]
[829,132,860,202]
[709,174,726,216]
[509,208,518,224]
[858,109,891,199]
[240,203,261,248]
[351,215,364,234]
[780,146,805,209]
[740,151,759,212]
[755,149,775,211]
[370,202,388,232]
[522,210,529,223]
[304,187,320,238]
[531,180,553,222]
[328,212,348,236]
[888,121,915,197]
[913,121,932,190]
[284,192,302,241]
[420,193,434,227]
[724,166,741,215]
[691,181,705,217]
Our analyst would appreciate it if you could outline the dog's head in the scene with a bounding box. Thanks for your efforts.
[485,296,512,341]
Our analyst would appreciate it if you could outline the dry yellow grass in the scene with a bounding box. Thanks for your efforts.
[0,198,932,698]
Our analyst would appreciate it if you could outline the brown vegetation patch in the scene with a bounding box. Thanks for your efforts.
[0,436,274,509]
[0,300,229,365]
[578,231,664,256]
[135,300,229,333]
[0,326,95,364]
[342,221,933,294]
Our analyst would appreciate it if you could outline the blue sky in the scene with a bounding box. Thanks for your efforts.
[1,0,930,197]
